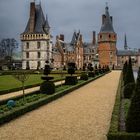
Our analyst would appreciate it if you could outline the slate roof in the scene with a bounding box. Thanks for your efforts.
[83,43,95,54]
[117,50,140,56]
[100,6,115,33]
[70,31,80,45]
[23,3,50,34]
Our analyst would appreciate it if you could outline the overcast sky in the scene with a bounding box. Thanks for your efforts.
[0,0,140,50]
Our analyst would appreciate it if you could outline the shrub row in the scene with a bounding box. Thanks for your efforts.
[0,77,65,95]
[0,73,107,126]
[107,72,140,140]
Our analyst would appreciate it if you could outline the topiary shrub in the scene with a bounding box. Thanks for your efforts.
[124,57,135,86]
[68,66,75,76]
[65,63,77,85]
[40,81,55,94]
[65,76,78,85]
[123,82,135,98]
[88,72,95,77]
[40,61,55,94]
[80,72,88,80]
[126,67,140,132]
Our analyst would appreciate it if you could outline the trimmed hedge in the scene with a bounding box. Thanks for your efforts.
[107,72,140,140]
[0,73,108,126]
[0,77,65,95]
[65,76,78,85]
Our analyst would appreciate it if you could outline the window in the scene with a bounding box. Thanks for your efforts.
[37,42,41,49]
[37,61,40,68]
[26,42,29,49]
[100,35,102,39]
[109,34,111,38]
[26,61,29,69]
[38,52,41,58]
[26,52,29,58]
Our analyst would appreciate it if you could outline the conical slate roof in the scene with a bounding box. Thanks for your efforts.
[23,3,50,34]
[100,6,114,33]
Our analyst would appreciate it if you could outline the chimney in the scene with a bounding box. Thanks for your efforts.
[29,2,35,32]
[60,34,64,41]
[92,31,96,45]
[102,15,106,24]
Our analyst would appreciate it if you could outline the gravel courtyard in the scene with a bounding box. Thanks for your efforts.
[0,71,121,140]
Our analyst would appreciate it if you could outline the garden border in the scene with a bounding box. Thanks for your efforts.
[0,72,108,126]
[107,72,140,140]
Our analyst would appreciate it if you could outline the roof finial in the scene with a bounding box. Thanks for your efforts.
[105,2,109,10]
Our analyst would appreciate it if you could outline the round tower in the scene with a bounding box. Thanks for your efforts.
[98,5,117,67]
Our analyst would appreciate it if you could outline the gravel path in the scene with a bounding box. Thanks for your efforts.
[0,71,121,140]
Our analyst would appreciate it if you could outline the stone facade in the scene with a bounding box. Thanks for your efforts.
[21,2,52,69]
[53,32,84,69]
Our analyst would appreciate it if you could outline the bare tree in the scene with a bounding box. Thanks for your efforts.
[12,72,29,102]
[0,38,18,60]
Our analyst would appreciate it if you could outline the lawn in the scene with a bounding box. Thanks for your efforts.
[0,74,64,91]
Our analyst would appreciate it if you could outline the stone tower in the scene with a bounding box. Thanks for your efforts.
[98,5,117,67]
[20,2,52,69]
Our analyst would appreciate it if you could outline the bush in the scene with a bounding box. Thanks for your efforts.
[40,81,55,94]
[80,73,88,80]
[123,82,135,98]
[124,58,135,86]
[126,67,140,132]
[65,76,78,85]
[88,72,95,77]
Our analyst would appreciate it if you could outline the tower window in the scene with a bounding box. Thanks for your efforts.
[38,52,41,58]
[100,35,102,39]
[37,42,41,49]
[26,52,29,58]
[109,34,111,38]
[26,42,29,49]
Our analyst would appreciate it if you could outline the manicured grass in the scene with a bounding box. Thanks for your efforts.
[0,74,64,91]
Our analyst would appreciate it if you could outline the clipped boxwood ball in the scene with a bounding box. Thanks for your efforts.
[40,81,55,94]
[7,100,16,107]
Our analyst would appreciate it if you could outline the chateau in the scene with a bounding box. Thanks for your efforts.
[20,2,52,69]
[20,1,140,70]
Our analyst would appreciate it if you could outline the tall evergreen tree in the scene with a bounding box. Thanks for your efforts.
[126,67,140,132]
[124,57,135,85]
[123,61,127,81]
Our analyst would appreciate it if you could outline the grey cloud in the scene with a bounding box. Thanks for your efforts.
[0,0,140,50]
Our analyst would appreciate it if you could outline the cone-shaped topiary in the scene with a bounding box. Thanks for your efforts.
[124,57,135,86]
[123,61,128,81]
[126,67,140,132]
